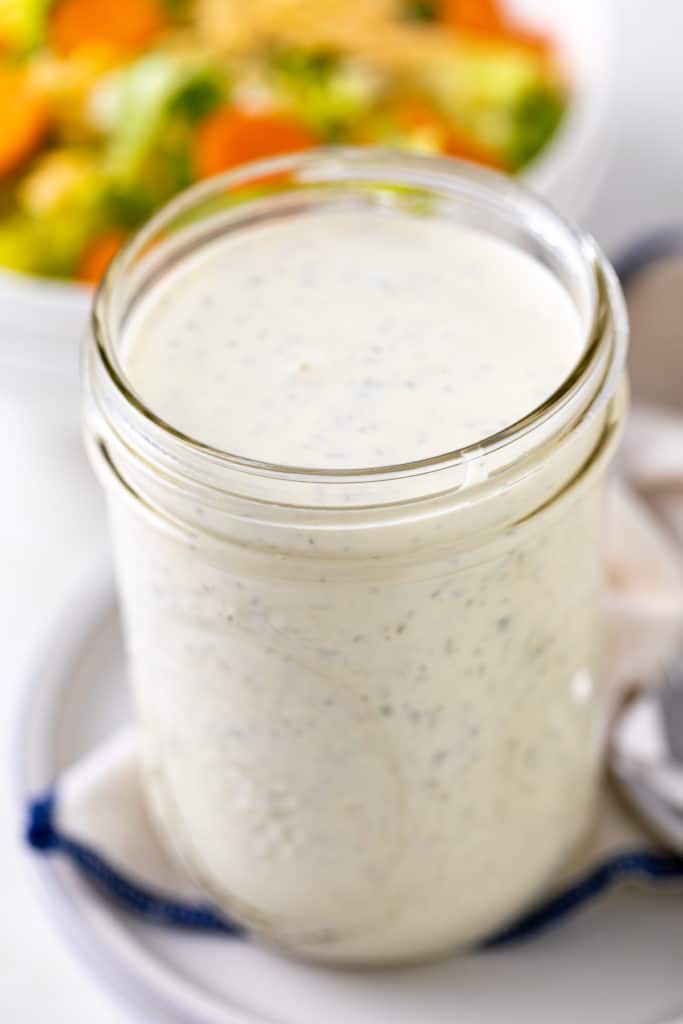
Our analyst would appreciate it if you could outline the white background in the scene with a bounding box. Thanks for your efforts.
[2,1,683,1018]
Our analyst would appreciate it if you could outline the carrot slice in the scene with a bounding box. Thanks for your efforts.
[444,129,506,170]
[76,228,127,284]
[0,69,50,177]
[495,24,554,56]
[49,0,165,56]
[393,98,450,133]
[441,0,505,33]
[472,21,554,56]
[194,109,315,180]
[441,0,554,55]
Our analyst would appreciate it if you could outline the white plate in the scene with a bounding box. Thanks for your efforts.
[15,563,683,1024]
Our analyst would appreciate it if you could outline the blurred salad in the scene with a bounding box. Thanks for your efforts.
[0,0,568,282]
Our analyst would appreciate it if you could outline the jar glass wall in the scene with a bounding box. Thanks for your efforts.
[84,150,628,965]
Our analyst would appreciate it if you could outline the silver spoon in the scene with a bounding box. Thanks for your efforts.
[611,673,683,855]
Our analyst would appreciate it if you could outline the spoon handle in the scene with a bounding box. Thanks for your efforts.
[660,671,683,763]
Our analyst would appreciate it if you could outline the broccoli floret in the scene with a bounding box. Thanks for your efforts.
[99,180,158,228]
[506,83,565,169]
[420,42,566,169]
[269,48,380,141]
[105,52,228,184]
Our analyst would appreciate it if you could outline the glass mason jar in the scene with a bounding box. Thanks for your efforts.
[83,150,628,966]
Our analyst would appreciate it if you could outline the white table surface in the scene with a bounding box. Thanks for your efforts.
[3,2,683,1019]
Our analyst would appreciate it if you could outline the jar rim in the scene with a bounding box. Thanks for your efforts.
[90,147,627,487]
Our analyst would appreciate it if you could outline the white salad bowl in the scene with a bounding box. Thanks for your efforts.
[519,0,617,217]
[1,0,617,382]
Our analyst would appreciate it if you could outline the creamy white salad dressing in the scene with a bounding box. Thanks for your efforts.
[99,203,618,964]
[124,210,583,467]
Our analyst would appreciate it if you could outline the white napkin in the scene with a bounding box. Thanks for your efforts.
[605,407,683,696]
[25,246,683,948]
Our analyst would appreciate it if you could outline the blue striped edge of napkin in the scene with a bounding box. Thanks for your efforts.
[24,790,683,951]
